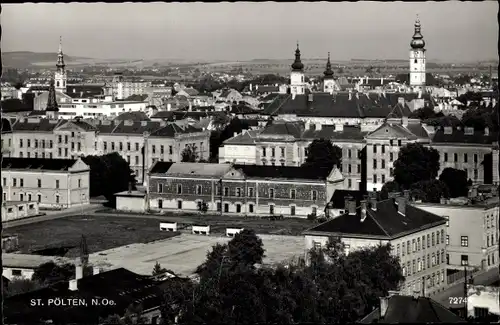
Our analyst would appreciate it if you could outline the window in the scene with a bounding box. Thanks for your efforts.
[402,242,405,256]
[412,260,416,273]
[262,148,266,157]
[177,184,182,194]
[280,147,285,157]
[417,237,421,251]
[56,195,60,204]
[446,235,449,245]
[474,169,478,179]
[160,145,164,154]
[152,145,156,154]
[27,139,31,147]
[397,140,402,146]
[474,154,478,163]
[20,178,24,187]
[436,231,440,245]
[407,261,411,276]
[444,153,448,162]
[396,244,400,256]
[432,232,435,246]
[474,307,490,319]
[446,253,450,264]
[348,149,352,158]
[290,189,296,199]
[249,204,254,213]
[158,184,163,193]
[224,187,229,196]
[13,178,17,187]
[381,174,386,184]
[196,185,202,195]
[373,159,377,169]
[381,160,385,169]
[248,187,254,197]
[216,202,222,212]
[37,179,42,188]
[461,236,469,247]
[20,193,24,201]
[177,200,183,209]
[12,269,22,277]
[20,139,24,148]
[417,258,421,271]
[65,135,68,144]
[461,254,469,266]
[357,164,361,173]
[104,142,108,151]
[78,179,81,188]
[169,146,173,155]
[381,145,386,154]
[464,153,468,163]
[348,164,352,173]
[28,194,32,201]
[432,253,436,266]
[373,145,377,153]
[65,148,68,157]
[37,194,42,203]
[373,174,377,184]
[269,188,275,198]
[348,179,352,188]
[269,205,274,215]
[135,143,139,151]
[56,180,60,189]
[407,240,410,254]
[271,148,275,157]
[236,204,241,213]
[290,205,296,216]
[402,266,406,276]
[236,187,241,197]
[427,254,430,268]
[311,190,317,200]
[422,235,426,249]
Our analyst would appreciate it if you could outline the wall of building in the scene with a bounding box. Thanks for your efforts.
[219,145,257,164]
[2,267,35,281]
[1,201,40,222]
[415,203,499,271]
[116,195,146,213]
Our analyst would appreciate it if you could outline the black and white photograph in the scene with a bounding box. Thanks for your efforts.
[0,1,499,324]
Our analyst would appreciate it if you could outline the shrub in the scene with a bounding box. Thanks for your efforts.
[307,213,317,221]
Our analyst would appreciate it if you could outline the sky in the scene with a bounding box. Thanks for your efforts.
[2,2,498,62]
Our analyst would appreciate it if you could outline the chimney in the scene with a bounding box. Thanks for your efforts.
[76,264,83,280]
[360,200,367,222]
[398,97,405,106]
[69,279,78,291]
[316,123,322,131]
[484,127,490,136]
[396,196,407,215]
[308,93,313,102]
[380,297,389,318]
[93,266,100,275]
[344,196,356,215]
[233,132,238,137]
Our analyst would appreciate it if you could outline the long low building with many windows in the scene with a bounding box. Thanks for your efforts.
[1,157,90,209]
[147,162,345,217]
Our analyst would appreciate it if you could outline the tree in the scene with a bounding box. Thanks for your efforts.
[181,144,199,162]
[439,168,469,198]
[409,105,443,120]
[302,139,342,171]
[227,229,266,268]
[152,261,167,276]
[81,153,136,207]
[32,262,76,286]
[411,179,450,203]
[393,143,440,189]
[380,181,401,200]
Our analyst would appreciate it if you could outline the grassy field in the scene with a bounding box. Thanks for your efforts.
[4,215,180,258]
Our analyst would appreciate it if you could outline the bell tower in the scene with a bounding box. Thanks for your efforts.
[55,36,67,94]
[290,42,305,96]
[323,52,336,94]
[409,15,426,92]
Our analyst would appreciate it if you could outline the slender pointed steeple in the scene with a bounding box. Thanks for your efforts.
[57,36,65,69]
[291,41,304,71]
[324,52,334,79]
[46,79,59,112]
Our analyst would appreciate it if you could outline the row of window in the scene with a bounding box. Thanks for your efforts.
[443,152,479,163]
[373,142,402,154]
[4,178,82,189]
[157,199,316,216]
[3,192,53,203]
[397,230,445,257]
[403,271,445,293]
[19,139,55,149]
[1,138,12,148]
[158,184,319,200]
[401,249,445,277]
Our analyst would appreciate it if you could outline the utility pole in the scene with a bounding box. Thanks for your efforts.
[464,266,468,319]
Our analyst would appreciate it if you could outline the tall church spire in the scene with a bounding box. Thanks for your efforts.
[324,52,334,79]
[46,79,59,113]
[55,36,67,94]
[410,14,425,49]
[409,14,426,92]
[57,36,65,69]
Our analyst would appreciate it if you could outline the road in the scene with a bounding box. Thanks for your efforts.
[2,204,102,229]
[434,266,499,308]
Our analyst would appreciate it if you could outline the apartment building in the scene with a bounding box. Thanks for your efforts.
[219,120,368,190]
[3,117,210,184]
[303,191,448,297]
[365,117,431,191]
[147,162,345,217]
[1,157,90,209]
[429,126,499,185]
[414,194,499,271]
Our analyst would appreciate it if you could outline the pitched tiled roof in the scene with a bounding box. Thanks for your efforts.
[1,117,13,133]
[328,190,365,209]
[150,123,201,137]
[234,164,333,181]
[304,198,446,239]
[432,127,498,145]
[152,162,232,177]
[261,92,412,119]
[2,158,79,171]
[150,161,174,173]
[360,295,466,323]
[60,119,97,132]
[255,85,279,94]
[111,121,162,135]
[94,120,119,133]
[12,118,63,132]
[66,85,104,97]
[1,98,32,112]
[223,130,260,145]
[114,111,150,121]
[4,268,169,324]
[261,93,282,102]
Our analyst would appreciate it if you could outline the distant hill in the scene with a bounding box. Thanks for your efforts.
[2,51,96,68]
